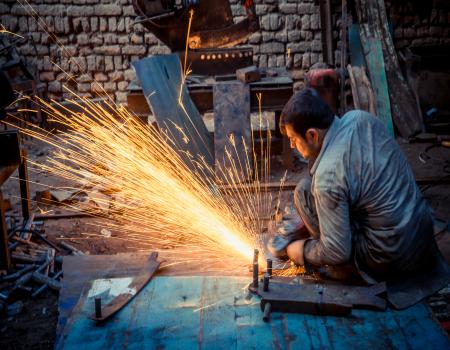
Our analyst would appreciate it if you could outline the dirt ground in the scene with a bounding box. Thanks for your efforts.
[0,136,449,349]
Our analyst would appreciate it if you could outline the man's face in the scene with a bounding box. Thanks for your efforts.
[285,124,319,160]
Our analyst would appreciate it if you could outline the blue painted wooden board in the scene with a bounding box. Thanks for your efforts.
[132,55,214,170]
[57,276,450,349]
[348,24,366,68]
[360,38,395,136]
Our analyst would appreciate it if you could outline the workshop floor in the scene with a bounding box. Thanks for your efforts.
[0,136,449,349]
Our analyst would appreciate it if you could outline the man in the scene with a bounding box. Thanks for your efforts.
[268,88,449,308]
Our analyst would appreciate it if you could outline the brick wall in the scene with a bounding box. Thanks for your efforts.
[0,0,448,104]
[386,1,450,49]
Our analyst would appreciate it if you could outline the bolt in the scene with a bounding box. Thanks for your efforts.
[253,262,259,288]
[253,248,259,263]
[263,302,271,322]
[267,259,272,277]
[263,272,270,292]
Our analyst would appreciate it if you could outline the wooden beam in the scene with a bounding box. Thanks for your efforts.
[355,0,424,138]
[319,0,334,65]
[0,191,11,271]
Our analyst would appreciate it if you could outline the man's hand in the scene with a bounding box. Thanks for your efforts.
[286,240,306,266]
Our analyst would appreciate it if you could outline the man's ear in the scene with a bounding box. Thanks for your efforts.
[305,128,319,144]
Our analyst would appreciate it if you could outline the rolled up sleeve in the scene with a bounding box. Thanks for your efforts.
[303,186,353,266]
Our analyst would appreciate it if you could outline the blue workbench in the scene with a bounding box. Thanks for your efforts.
[57,276,450,349]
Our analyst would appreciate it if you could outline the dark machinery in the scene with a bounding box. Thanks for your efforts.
[127,0,294,168]
[132,0,259,51]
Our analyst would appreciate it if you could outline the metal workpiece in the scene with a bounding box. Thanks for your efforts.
[253,277,387,321]
[88,252,160,322]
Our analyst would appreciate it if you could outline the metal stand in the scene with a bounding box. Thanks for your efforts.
[0,130,30,270]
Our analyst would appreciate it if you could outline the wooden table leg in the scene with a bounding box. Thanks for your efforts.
[0,190,11,271]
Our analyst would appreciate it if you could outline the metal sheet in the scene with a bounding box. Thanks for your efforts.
[132,54,214,170]
[58,275,450,349]
[213,82,252,181]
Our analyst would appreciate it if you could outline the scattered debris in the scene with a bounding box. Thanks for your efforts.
[0,215,62,317]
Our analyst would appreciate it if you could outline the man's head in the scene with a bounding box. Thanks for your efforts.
[280,88,335,159]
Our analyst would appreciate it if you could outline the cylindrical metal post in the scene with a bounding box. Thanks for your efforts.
[253,248,259,263]
[252,262,259,288]
[95,296,102,318]
[267,258,272,277]
[263,302,271,322]
[263,272,270,292]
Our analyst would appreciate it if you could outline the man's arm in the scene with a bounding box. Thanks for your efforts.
[302,186,353,266]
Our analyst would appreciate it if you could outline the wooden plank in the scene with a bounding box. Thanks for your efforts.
[347,65,377,114]
[355,0,424,138]
[213,82,252,181]
[374,0,424,137]
[132,54,214,171]
[0,190,11,270]
[319,0,334,65]
[340,0,348,114]
[58,276,450,349]
[348,24,365,68]
[360,38,395,135]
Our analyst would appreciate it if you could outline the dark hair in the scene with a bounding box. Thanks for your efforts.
[279,88,334,136]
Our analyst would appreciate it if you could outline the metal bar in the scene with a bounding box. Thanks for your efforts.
[340,0,348,114]
[35,212,103,220]
[31,270,63,298]
[18,149,30,221]
[0,190,11,270]
[32,231,60,252]
[218,176,450,193]
[59,241,84,256]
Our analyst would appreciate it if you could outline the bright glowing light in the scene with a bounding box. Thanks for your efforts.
[8,0,283,273]
[9,88,276,271]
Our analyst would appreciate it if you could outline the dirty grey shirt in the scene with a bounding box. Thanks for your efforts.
[304,110,433,280]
